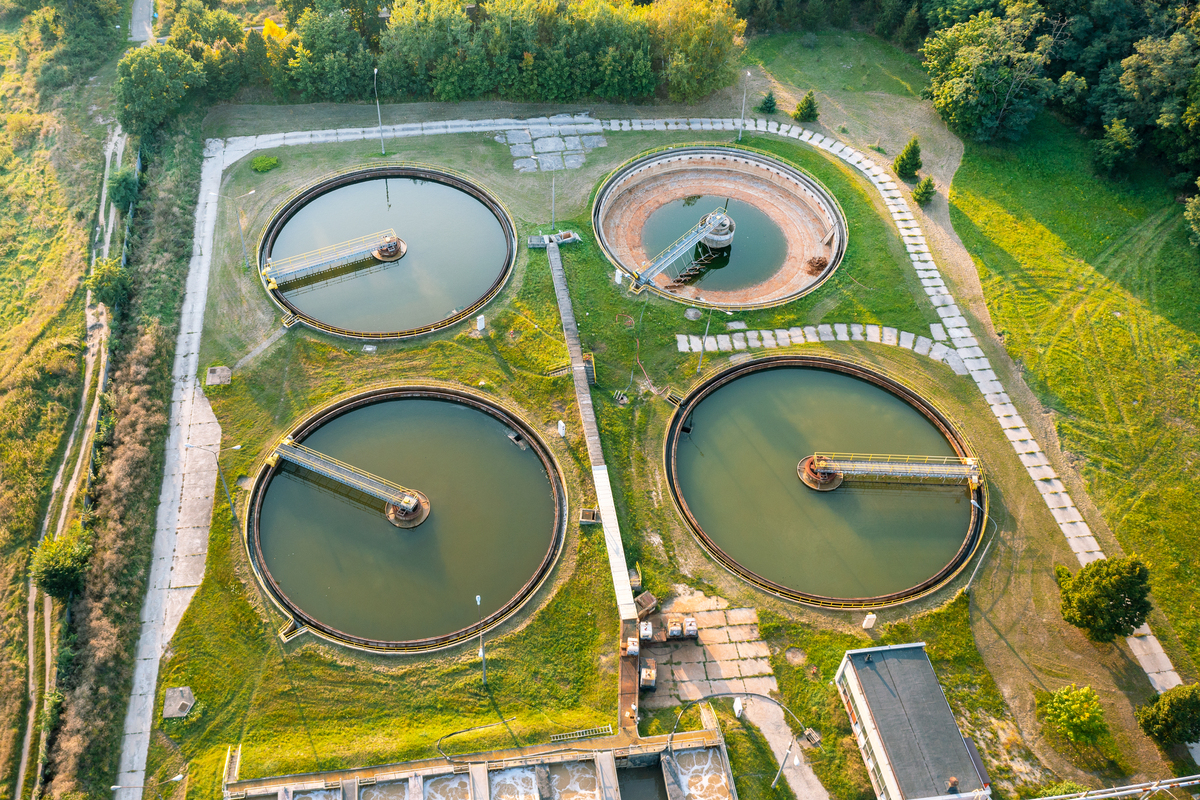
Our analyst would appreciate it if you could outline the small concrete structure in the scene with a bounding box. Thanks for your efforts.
[834,644,989,800]
[205,366,231,386]
[163,686,195,719]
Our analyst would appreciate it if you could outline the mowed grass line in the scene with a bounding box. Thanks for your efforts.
[950,115,1200,673]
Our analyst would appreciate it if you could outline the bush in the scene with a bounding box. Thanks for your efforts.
[115,45,206,137]
[251,155,279,172]
[1136,683,1200,745]
[755,90,777,114]
[30,522,93,601]
[1093,118,1139,174]
[893,136,922,178]
[1055,556,1152,642]
[107,166,139,210]
[7,112,41,148]
[793,90,818,122]
[1041,684,1108,745]
[86,257,130,309]
[912,175,936,205]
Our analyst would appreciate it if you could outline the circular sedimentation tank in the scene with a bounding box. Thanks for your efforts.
[664,356,985,607]
[258,166,516,339]
[246,386,566,651]
[593,146,847,307]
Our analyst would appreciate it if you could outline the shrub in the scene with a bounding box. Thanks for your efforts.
[755,90,777,114]
[793,90,818,122]
[893,136,922,178]
[30,522,93,601]
[1186,180,1200,245]
[107,166,139,210]
[1055,556,1152,642]
[86,257,130,309]
[1136,683,1200,745]
[1041,684,1107,745]
[912,176,936,205]
[1093,117,1139,174]
[251,155,280,172]
[7,112,41,148]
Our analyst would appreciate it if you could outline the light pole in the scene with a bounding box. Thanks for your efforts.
[738,70,751,142]
[374,68,385,156]
[476,594,487,686]
[112,773,184,800]
[184,444,242,527]
[210,190,255,271]
[694,303,732,374]
[528,155,557,232]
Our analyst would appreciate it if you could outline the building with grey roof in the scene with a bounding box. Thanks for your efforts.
[834,643,990,800]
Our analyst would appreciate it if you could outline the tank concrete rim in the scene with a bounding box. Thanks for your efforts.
[245,384,567,653]
[663,355,987,609]
[256,164,517,340]
[592,145,848,309]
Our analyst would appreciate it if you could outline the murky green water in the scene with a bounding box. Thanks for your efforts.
[641,196,787,292]
[675,367,972,599]
[617,766,669,800]
[270,177,509,334]
[258,398,557,642]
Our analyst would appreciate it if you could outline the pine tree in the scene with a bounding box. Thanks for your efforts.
[893,136,922,178]
[912,175,936,205]
[755,90,777,114]
[792,90,818,122]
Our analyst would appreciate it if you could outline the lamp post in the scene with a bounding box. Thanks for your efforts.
[111,773,185,800]
[738,70,751,142]
[374,68,385,156]
[476,594,487,686]
[184,443,242,527]
[528,155,557,232]
[210,190,255,271]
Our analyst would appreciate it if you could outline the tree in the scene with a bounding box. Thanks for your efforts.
[107,166,138,211]
[1185,179,1200,245]
[30,523,92,601]
[1136,683,1200,745]
[1093,117,1140,173]
[114,45,206,137]
[1055,556,1152,642]
[912,175,936,204]
[1041,684,1108,745]
[756,90,777,113]
[893,136,922,178]
[922,2,1067,141]
[650,0,745,102]
[793,90,819,121]
[87,257,129,308]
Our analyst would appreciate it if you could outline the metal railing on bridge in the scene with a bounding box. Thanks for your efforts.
[269,439,415,506]
[637,208,727,284]
[811,452,982,488]
[262,229,398,290]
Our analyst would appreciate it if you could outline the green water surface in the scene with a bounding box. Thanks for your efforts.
[271,178,508,334]
[641,196,787,292]
[258,398,556,642]
[675,367,972,599]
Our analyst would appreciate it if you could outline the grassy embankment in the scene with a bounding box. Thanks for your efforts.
[0,19,115,798]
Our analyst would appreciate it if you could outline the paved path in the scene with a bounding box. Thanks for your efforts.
[128,0,153,43]
[111,113,1197,797]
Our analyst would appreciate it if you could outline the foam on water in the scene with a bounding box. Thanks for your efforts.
[675,749,730,800]
[550,761,599,800]
[425,775,470,800]
[294,791,340,800]
[490,768,538,800]
[361,782,408,800]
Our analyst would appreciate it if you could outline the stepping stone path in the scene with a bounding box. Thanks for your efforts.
[674,322,970,375]
[495,117,608,172]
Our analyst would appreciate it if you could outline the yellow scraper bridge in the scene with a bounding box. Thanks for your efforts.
[804,452,982,490]
[262,229,401,290]
[267,438,429,527]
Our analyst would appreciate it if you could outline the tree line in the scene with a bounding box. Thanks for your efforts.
[115,0,745,137]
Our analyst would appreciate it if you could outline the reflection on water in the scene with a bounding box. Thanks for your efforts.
[361,782,408,800]
[641,196,788,292]
[676,367,972,598]
[675,749,731,800]
[258,398,557,642]
[425,775,470,800]
[550,761,598,800]
[271,177,509,334]
[617,766,669,800]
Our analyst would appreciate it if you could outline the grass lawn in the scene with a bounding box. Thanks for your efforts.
[950,115,1200,679]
